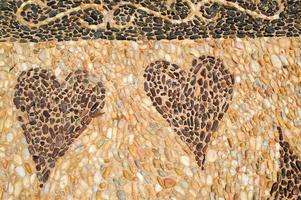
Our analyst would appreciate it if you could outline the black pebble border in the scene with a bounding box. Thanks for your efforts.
[0,0,300,42]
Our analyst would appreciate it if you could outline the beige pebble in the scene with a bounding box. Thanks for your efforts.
[13,155,22,165]
[278,38,291,49]
[240,191,248,200]
[206,175,213,185]
[0,36,300,200]
[207,149,218,162]
[6,132,13,142]
[14,181,22,197]
[15,166,26,177]
[270,54,282,68]
[250,61,260,72]
[180,156,190,166]
[38,49,50,61]
[94,171,102,185]
[60,175,68,189]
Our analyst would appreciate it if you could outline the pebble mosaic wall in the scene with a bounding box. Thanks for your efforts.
[0,0,300,199]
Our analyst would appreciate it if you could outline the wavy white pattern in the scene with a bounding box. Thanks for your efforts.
[16,0,284,29]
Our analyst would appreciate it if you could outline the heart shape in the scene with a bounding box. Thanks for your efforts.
[13,68,105,187]
[144,56,234,169]
[270,127,301,199]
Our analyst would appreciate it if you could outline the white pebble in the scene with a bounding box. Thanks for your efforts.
[206,175,213,185]
[180,156,190,166]
[184,167,193,177]
[174,186,185,195]
[297,58,301,67]
[240,191,248,200]
[15,166,25,177]
[94,171,102,185]
[14,181,22,197]
[22,175,30,188]
[127,74,134,84]
[262,140,269,150]
[136,172,144,183]
[6,132,13,142]
[209,192,215,200]
[179,181,189,189]
[38,49,50,61]
[42,182,50,194]
[130,42,139,50]
[106,128,113,139]
[8,183,13,194]
[14,155,23,165]
[128,134,134,145]
[250,61,260,72]
[207,150,217,162]
[102,190,109,200]
[165,54,171,62]
[169,44,176,53]
[55,67,61,77]
[279,55,289,66]
[263,99,271,109]
[60,175,68,189]
[235,40,244,49]
[89,145,97,153]
[20,63,28,71]
[30,174,36,185]
[256,136,262,150]
[154,184,162,192]
[66,195,73,200]
[241,174,249,186]
[235,75,241,84]
[117,190,126,200]
[22,148,30,160]
[190,48,200,57]
[142,98,152,107]
[271,54,282,68]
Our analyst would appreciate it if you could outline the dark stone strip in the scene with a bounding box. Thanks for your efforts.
[0,0,300,42]
[270,126,301,199]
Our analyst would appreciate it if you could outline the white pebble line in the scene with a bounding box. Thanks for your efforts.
[16,0,284,30]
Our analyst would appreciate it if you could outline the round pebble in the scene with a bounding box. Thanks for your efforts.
[15,166,26,177]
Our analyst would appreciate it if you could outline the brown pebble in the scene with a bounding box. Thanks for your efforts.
[143,56,233,170]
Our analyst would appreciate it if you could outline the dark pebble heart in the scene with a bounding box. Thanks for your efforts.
[143,56,234,169]
[13,68,106,187]
[270,126,301,199]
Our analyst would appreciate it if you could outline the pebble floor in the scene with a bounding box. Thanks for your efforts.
[0,37,300,200]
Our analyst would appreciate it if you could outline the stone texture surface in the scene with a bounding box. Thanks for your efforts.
[0,37,300,199]
[0,0,300,42]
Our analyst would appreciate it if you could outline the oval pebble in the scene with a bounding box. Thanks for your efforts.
[15,166,26,177]
[117,190,126,200]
